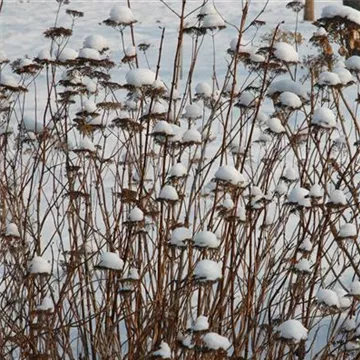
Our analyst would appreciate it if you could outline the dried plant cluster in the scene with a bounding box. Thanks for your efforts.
[3,0,360,359]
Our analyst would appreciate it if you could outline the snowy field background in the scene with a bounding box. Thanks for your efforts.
[4,0,360,359]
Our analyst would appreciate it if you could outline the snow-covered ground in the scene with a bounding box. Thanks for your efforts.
[4,0,360,359]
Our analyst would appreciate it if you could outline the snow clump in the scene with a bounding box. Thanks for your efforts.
[153,341,171,359]
[169,227,192,247]
[109,6,136,25]
[83,34,109,52]
[194,259,222,281]
[98,252,124,270]
[215,165,246,187]
[316,288,340,308]
[277,319,308,343]
[192,315,209,332]
[128,207,144,222]
[158,185,179,201]
[202,332,231,351]
[273,42,298,63]
[126,69,157,87]
[193,231,220,249]
[312,107,336,128]
[28,256,51,275]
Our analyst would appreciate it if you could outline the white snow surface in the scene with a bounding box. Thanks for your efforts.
[215,165,246,187]
[184,104,202,119]
[158,185,179,201]
[288,187,310,207]
[294,258,311,273]
[109,5,136,25]
[153,341,171,359]
[195,82,212,97]
[202,14,225,28]
[202,332,231,351]
[83,34,109,51]
[346,56,360,71]
[98,252,124,270]
[316,288,340,308]
[192,315,210,332]
[329,189,347,205]
[277,319,308,343]
[194,259,222,281]
[78,48,101,60]
[126,69,157,87]
[28,256,51,275]
[273,42,298,63]
[278,91,302,109]
[193,230,220,249]
[349,280,360,296]
[312,107,336,128]
[169,162,187,178]
[56,48,78,62]
[267,117,285,134]
[338,223,357,239]
[5,223,20,237]
[128,207,144,222]
[268,79,308,99]
[318,71,341,86]
[182,129,202,144]
[321,5,360,26]
[169,227,192,247]
[152,121,174,136]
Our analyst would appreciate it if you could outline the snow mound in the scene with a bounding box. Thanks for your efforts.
[316,288,340,308]
[56,48,78,62]
[288,187,310,207]
[321,5,360,26]
[278,91,302,109]
[37,49,53,61]
[78,48,101,61]
[193,230,220,249]
[125,45,136,57]
[202,14,225,28]
[0,74,18,88]
[153,341,171,359]
[194,259,222,281]
[349,280,360,296]
[309,184,323,198]
[184,104,202,119]
[169,162,187,178]
[28,256,51,275]
[109,5,136,25]
[98,252,124,270]
[128,207,144,222]
[277,319,308,343]
[268,79,308,99]
[312,107,336,128]
[83,34,108,52]
[158,185,179,201]
[273,42,298,63]
[215,165,246,187]
[202,332,231,351]
[169,227,192,247]
[152,121,174,136]
[338,223,357,239]
[126,69,157,87]
[267,117,285,134]
[195,82,212,97]
[192,315,209,332]
[182,129,202,144]
[294,258,311,273]
[318,71,340,86]
[328,189,347,205]
[346,56,360,71]
[78,137,96,152]
[5,223,20,237]
[333,67,353,84]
